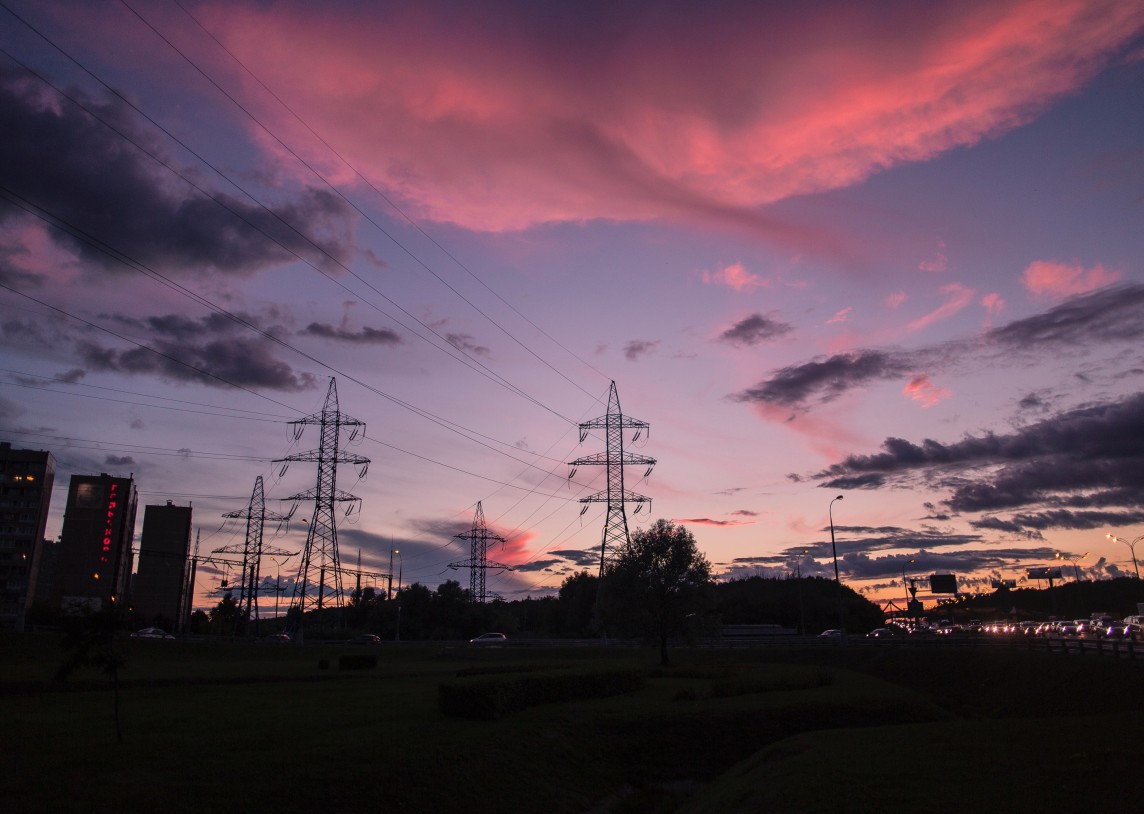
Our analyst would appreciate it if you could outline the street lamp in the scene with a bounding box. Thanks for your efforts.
[901,557,916,622]
[1056,551,1088,582]
[1107,533,1142,580]
[829,495,844,635]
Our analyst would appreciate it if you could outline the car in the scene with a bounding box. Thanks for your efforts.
[866,628,899,638]
[818,629,843,638]
[469,632,507,646]
[130,627,174,639]
[263,632,291,644]
[348,634,381,645]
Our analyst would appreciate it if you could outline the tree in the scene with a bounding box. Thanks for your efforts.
[606,519,712,664]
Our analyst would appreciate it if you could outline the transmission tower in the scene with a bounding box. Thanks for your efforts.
[449,501,512,603]
[215,476,293,636]
[274,378,369,634]
[569,381,655,576]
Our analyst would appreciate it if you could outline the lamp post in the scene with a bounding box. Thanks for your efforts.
[388,545,399,600]
[829,495,844,636]
[1107,533,1142,580]
[1056,551,1088,582]
[901,557,916,623]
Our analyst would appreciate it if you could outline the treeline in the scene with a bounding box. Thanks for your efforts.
[195,571,885,641]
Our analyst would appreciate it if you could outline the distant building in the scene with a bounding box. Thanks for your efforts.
[56,473,138,614]
[0,441,55,631]
[132,501,192,630]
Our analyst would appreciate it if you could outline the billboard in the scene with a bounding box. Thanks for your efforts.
[929,573,957,593]
[991,579,1017,589]
[1026,567,1063,580]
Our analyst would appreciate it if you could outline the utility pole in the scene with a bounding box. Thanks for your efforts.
[449,501,512,603]
[275,378,369,643]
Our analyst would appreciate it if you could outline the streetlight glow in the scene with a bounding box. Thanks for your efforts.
[1107,533,1142,579]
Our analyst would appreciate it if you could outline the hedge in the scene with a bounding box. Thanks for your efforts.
[439,666,646,719]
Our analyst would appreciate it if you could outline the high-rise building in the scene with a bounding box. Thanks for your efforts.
[132,501,192,630]
[56,473,138,614]
[0,441,55,631]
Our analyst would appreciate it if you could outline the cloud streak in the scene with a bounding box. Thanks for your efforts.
[197,0,1144,236]
[731,284,1144,412]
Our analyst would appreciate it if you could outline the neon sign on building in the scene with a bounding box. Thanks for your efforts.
[100,483,119,565]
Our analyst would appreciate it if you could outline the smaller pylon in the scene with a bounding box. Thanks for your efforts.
[217,476,292,635]
[449,502,512,603]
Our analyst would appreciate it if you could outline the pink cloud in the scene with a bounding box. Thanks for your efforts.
[903,373,951,407]
[885,291,908,309]
[906,283,975,332]
[194,1,1144,233]
[827,306,852,325]
[981,292,1006,319]
[918,240,948,273]
[1021,260,1122,299]
[701,262,766,291]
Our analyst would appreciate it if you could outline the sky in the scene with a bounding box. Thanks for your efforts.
[2,0,1144,615]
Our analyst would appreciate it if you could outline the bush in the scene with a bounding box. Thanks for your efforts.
[439,666,645,719]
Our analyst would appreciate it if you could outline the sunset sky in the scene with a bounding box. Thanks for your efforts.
[2,0,1144,615]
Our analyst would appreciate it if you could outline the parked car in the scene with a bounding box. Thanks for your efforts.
[469,632,507,646]
[348,634,381,645]
[263,632,291,644]
[130,627,174,639]
[818,629,843,638]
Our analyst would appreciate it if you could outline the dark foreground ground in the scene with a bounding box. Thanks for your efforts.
[3,634,1141,813]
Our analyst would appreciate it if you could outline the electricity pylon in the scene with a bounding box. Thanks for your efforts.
[569,381,655,576]
[449,501,512,603]
[274,378,369,636]
[216,475,292,636]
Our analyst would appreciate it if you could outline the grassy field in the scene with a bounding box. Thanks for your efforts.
[3,634,1141,812]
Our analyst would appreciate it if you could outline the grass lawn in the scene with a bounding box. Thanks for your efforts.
[3,634,1141,812]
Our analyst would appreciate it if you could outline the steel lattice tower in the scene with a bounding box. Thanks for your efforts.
[275,379,369,630]
[449,501,512,603]
[569,381,655,576]
[216,476,291,635]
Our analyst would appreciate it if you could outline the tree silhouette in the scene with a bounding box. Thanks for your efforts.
[606,519,712,664]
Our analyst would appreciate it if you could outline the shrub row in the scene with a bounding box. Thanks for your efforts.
[439,666,646,719]
[708,668,834,698]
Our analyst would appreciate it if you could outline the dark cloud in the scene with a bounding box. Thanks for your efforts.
[972,509,1144,532]
[104,455,135,466]
[986,284,1144,350]
[77,335,313,391]
[717,313,792,347]
[57,310,315,391]
[302,323,401,345]
[730,285,1144,411]
[730,349,912,409]
[511,559,564,573]
[446,333,490,356]
[624,339,659,361]
[0,68,355,279]
[673,516,752,527]
[549,548,599,567]
[816,392,1144,535]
